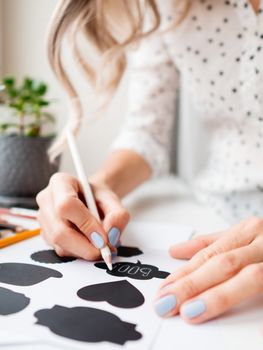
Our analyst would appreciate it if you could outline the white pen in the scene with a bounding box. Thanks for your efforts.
[66,130,112,270]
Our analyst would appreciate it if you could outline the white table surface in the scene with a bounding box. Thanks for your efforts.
[125,176,263,350]
[1,175,262,350]
[124,175,229,234]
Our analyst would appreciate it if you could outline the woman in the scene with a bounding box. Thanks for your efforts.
[37,0,263,324]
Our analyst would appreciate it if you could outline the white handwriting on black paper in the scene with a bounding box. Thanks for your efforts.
[94,261,170,280]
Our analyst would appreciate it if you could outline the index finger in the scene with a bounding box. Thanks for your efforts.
[50,174,108,249]
[169,232,223,260]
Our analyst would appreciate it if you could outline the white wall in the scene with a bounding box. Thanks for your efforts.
[1,0,128,175]
[0,0,209,183]
[0,0,3,75]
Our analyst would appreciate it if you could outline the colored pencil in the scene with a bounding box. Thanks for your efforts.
[0,207,37,219]
[0,228,41,248]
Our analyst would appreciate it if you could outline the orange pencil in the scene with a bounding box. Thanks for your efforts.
[0,228,41,248]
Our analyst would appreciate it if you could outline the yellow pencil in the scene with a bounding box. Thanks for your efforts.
[0,228,41,248]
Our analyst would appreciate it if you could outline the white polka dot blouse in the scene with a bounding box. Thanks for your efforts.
[112,0,263,223]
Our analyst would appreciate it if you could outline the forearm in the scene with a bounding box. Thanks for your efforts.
[89,150,151,198]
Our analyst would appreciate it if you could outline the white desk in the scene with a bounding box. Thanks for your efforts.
[125,175,229,234]
[1,176,262,350]
[125,176,263,350]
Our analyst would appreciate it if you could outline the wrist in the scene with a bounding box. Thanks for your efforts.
[89,150,151,198]
[89,172,117,193]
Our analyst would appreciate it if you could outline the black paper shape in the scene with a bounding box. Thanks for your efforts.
[94,260,170,280]
[35,305,142,345]
[0,287,30,315]
[0,263,62,286]
[77,280,144,308]
[117,246,143,257]
[31,249,76,264]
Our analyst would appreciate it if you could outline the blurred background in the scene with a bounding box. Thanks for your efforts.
[0,0,210,208]
[0,0,129,176]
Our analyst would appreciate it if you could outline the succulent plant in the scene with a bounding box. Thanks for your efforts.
[0,76,55,137]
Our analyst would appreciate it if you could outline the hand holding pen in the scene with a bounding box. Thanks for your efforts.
[36,132,130,265]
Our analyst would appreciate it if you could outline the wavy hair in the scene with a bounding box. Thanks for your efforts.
[47,0,190,159]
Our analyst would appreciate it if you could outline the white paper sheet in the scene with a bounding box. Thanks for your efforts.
[152,294,263,350]
[0,221,193,350]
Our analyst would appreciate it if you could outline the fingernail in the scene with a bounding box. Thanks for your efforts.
[111,251,118,258]
[108,227,120,246]
[154,295,177,317]
[181,299,206,319]
[90,232,104,249]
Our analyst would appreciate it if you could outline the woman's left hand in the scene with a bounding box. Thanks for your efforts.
[154,216,263,324]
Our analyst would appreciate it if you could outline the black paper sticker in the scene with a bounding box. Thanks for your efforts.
[31,250,76,264]
[117,246,143,257]
[0,287,30,315]
[94,260,170,280]
[35,305,142,345]
[77,280,144,308]
[0,263,62,286]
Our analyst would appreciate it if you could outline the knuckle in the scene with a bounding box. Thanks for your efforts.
[52,230,65,245]
[49,172,68,185]
[54,246,67,257]
[83,251,101,261]
[119,208,130,223]
[55,197,74,217]
[214,290,231,310]
[193,236,210,248]
[245,264,263,287]
[243,216,263,230]
[78,218,94,234]
[111,208,130,224]
[195,248,215,263]
[107,208,130,229]
[180,277,198,298]
[36,190,46,205]
[217,253,239,276]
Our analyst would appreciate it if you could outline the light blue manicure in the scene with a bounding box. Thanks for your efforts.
[181,299,206,319]
[111,251,118,258]
[108,227,120,246]
[155,295,177,317]
[90,232,104,249]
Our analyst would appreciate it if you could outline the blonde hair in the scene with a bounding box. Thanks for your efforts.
[47,0,189,159]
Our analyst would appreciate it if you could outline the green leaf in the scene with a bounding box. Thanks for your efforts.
[23,77,34,90]
[9,101,24,111]
[3,77,15,87]
[8,88,18,98]
[1,75,55,134]
[0,122,19,131]
[35,83,48,96]
[38,99,49,106]
[25,124,41,137]
[42,112,55,123]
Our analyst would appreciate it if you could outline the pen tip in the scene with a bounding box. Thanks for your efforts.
[101,246,113,270]
[104,256,112,270]
[107,262,113,271]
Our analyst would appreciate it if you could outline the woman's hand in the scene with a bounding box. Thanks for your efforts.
[154,217,263,324]
[36,172,130,260]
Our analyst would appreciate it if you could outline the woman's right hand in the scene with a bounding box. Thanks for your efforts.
[36,172,130,260]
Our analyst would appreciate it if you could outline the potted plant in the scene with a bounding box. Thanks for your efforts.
[0,76,60,208]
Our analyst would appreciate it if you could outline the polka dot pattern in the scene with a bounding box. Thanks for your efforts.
[112,0,263,223]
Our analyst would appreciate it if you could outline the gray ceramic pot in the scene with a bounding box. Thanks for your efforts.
[0,135,60,198]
